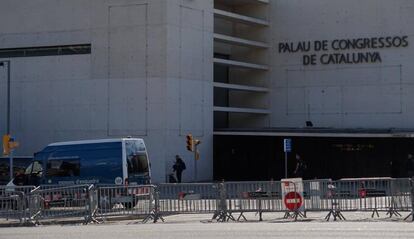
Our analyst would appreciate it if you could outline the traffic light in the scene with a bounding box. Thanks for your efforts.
[2,134,10,156]
[186,134,194,152]
[9,139,19,150]
[2,134,19,156]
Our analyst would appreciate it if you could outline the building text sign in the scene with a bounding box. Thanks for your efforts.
[278,36,408,66]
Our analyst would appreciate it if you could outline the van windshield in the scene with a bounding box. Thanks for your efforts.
[127,154,149,175]
[24,161,43,176]
[126,140,149,175]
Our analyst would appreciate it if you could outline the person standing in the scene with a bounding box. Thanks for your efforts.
[390,158,399,178]
[293,154,307,178]
[173,155,186,183]
[406,154,414,178]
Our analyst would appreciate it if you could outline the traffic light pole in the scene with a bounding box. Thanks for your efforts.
[194,144,198,182]
[0,60,11,135]
[6,61,10,135]
[9,150,13,181]
[1,61,13,181]
[6,62,12,181]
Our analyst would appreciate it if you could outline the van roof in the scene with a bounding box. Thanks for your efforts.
[48,138,144,146]
[0,156,32,159]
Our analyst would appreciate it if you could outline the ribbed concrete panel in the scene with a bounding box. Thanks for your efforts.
[214,82,270,92]
[214,9,269,27]
[214,58,269,70]
[108,4,148,136]
[216,0,269,7]
[214,33,269,48]
[214,106,270,114]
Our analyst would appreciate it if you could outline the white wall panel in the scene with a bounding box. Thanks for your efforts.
[271,0,414,129]
[108,4,148,136]
[179,6,206,136]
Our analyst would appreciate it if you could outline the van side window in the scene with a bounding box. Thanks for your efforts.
[46,158,80,177]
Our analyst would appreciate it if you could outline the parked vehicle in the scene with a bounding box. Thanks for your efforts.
[7,138,151,187]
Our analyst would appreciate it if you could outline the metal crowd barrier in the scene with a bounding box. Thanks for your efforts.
[27,184,96,225]
[0,178,413,225]
[157,183,219,215]
[96,184,156,222]
[0,190,27,223]
[0,186,35,223]
[223,181,283,221]
[300,178,413,220]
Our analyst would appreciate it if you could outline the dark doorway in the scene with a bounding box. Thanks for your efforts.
[213,135,413,181]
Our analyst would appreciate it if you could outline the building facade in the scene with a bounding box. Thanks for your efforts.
[1,0,414,182]
[0,0,214,182]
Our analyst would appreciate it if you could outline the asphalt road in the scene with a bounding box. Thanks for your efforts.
[2,214,414,239]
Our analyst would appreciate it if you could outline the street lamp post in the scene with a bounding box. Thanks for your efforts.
[0,60,12,180]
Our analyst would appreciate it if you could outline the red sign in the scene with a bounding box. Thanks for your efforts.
[358,189,367,198]
[284,192,303,211]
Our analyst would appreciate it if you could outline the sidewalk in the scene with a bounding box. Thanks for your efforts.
[3,210,412,228]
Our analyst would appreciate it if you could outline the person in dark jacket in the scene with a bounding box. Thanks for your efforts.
[173,155,186,183]
[406,154,414,178]
[293,154,307,178]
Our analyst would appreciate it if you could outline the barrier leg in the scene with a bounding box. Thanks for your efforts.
[283,210,306,221]
[213,210,234,222]
[237,212,247,221]
[142,209,165,223]
[386,199,402,218]
[142,190,164,223]
[403,212,413,221]
[336,210,346,220]
[213,182,235,222]
[404,178,414,221]
[255,211,263,221]
[84,186,101,225]
[325,210,333,221]
[325,200,345,221]
[27,192,42,226]
[371,209,380,218]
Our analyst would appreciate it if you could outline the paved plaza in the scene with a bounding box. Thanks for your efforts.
[2,212,414,239]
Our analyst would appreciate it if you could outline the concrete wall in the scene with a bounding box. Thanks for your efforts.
[164,0,214,182]
[0,0,213,183]
[270,0,414,129]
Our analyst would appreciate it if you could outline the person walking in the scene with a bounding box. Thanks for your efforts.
[173,155,186,183]
[406,153,414,178]
[293,154,307,178]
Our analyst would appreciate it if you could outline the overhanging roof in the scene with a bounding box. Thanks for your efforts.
[213,128,414,138]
